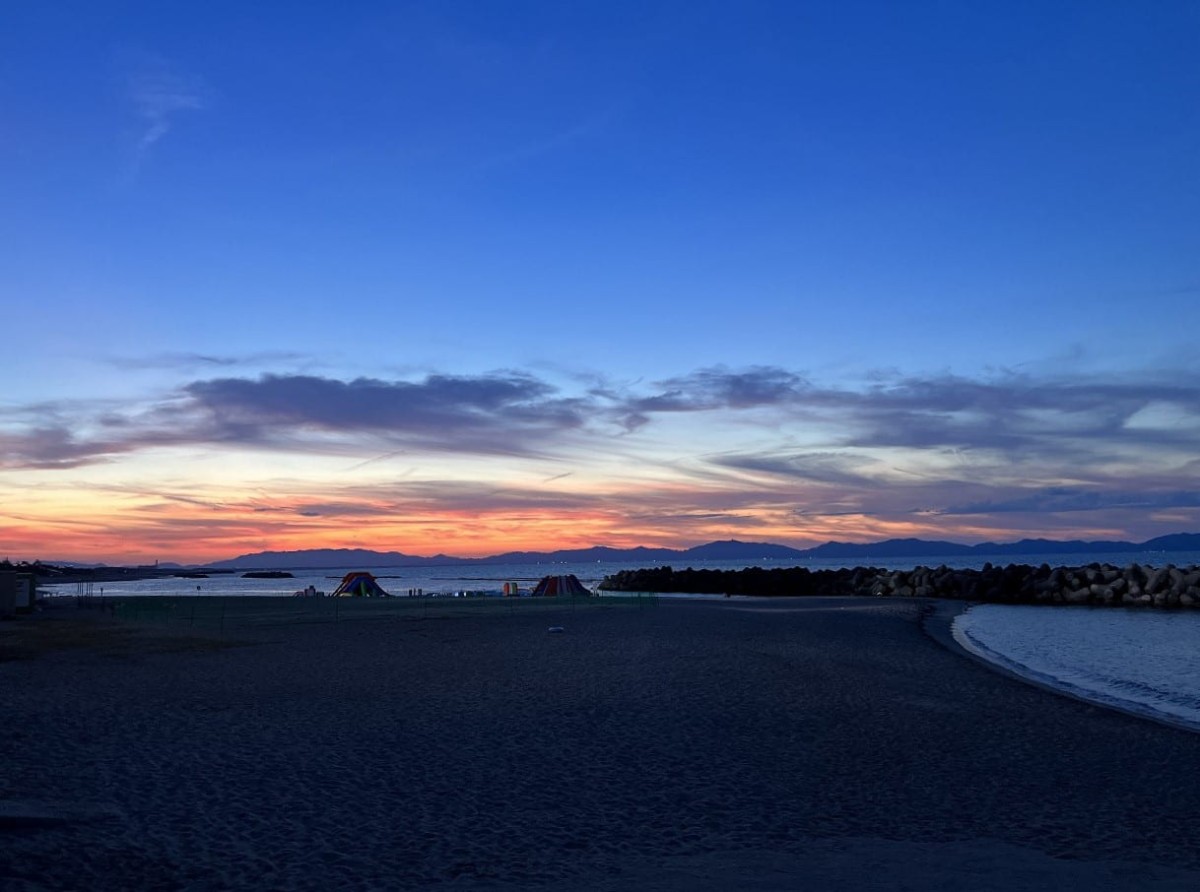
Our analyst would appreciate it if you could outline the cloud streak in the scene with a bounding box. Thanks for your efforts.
[0,371,589,468]
[621,366,1200,459]
[125,56,206,169]
[106,351,308,371]
[6,365,1200,471]
[180,372,586,454]
[5,364,1200,552]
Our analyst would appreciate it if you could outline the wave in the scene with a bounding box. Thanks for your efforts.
[953,604,1200,733]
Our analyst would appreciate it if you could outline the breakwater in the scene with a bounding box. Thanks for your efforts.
[600,562,1200,608]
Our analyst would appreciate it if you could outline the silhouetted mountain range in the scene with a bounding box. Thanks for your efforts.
[210,533,1200,569]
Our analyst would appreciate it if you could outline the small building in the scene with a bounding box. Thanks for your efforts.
[0,571,35,617]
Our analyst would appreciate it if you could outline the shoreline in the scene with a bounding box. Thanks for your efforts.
[926,599,1200,736]
[23,553,1200,607]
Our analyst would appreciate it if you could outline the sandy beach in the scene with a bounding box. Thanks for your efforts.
[3,596,1200,891]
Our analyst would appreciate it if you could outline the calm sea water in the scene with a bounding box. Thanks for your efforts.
[954,604,1200,732]
[44,550,1200,599]
[46,558,824,599]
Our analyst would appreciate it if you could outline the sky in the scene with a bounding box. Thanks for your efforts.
[2,1,1200,564]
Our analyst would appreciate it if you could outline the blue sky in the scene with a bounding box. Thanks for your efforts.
[2,1,1199,562]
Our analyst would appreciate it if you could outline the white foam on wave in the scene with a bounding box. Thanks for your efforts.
[953,604,1200,733]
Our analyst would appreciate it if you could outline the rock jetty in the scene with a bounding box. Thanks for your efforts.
[599,562,1200,608]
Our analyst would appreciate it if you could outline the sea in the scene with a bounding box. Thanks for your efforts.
[43,549,1200,733]
[954,604,1200,733]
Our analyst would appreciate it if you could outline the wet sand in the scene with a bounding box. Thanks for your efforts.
[2,597,1199,890]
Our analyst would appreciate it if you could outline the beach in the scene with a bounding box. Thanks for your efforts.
[3,597,1200,890]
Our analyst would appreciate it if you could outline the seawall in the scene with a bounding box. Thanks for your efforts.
[601,561,1200,608]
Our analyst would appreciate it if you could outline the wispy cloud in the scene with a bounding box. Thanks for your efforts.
[179,372,586,453]
[124,55,207,170]
[0,425,126,470]
[622,366,808,414]
[0,371,589,469]
[941,488,1200,516]
[105,351,308,371]
[5,364,1200,545]
[473,110,616,172]
[711,451,880,486]
[609,366,1200,458]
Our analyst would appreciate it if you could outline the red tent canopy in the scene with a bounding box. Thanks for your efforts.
[531,574,590,597]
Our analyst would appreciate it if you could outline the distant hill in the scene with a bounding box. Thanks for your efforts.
[484,545,681,564]
[212,539,806,569]
[969,538,1135,556]
[806,538,974,559]
[1142,533,1200,551]
[210,534,1200,570]
[210,548,462,570]
[797,536,1200,560]
[681,540,808,560]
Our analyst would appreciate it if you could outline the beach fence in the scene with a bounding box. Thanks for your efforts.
[111,591,657,632]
